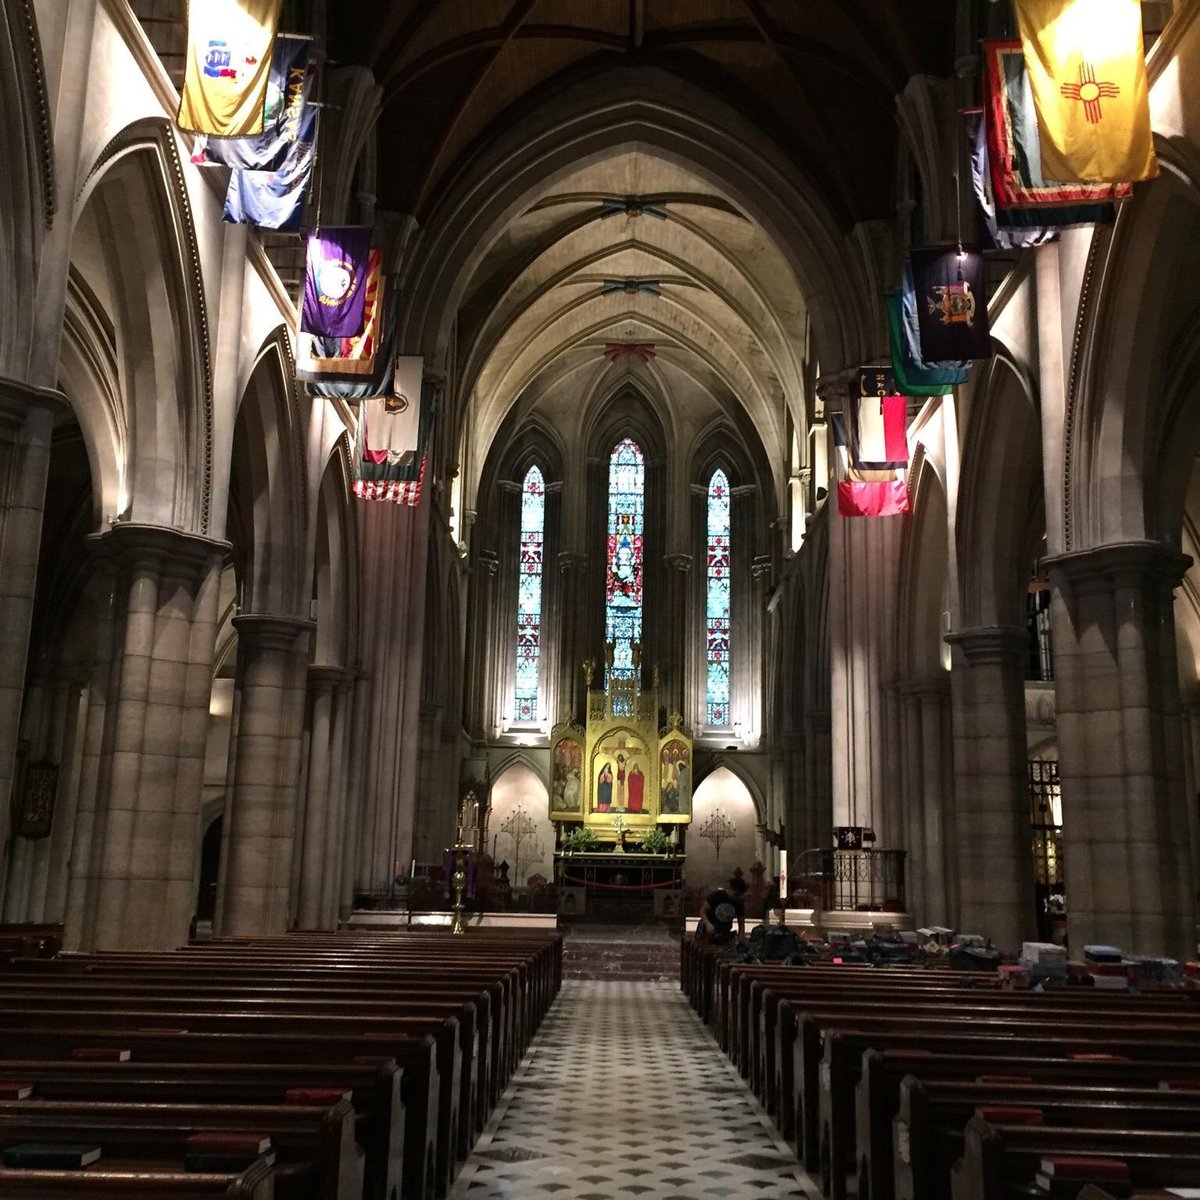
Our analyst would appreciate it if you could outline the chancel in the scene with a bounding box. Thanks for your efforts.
[0,0,1198,1197]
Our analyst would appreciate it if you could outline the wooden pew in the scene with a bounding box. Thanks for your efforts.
[817,1021,1200,1200]
[0,930,560,1199]
[895,1078,1200,1200]
[0,1098,360,1199]
[0,1153,275,1197]
[858,1050,1200,1200]
[0,1058,402,1200]
[0,1025,441,1200]
[950,1118,1200,1200]
[0,985,484,1165]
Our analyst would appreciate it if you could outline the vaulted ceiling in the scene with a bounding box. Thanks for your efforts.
[331,0,958,230]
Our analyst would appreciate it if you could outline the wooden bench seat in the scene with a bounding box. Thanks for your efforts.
[0,1097,360,1199]
[0,1059,402,1200]
[950,1118,1200,1200]
[817,1020,1200,1200]
[0,1154,275,1198]
[857,1049,1200,1200]
[895,1077,1200,1200]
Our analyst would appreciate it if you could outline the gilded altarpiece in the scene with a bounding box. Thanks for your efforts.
[549,668,692,843]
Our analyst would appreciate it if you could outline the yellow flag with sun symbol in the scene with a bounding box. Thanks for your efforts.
[1014,0,1157,183]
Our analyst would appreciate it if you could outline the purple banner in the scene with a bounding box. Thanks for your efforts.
[302,227,372,338]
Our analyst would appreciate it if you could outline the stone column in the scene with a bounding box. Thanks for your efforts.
[898,679,954,926]
[662,553,692,720]
[217,614,313,935]
[829,499,904,838]
[321,672,354,927]
[945,625,1037,950]
[730,484,757,737]
[341,666,371,919]
[3,667,85,923]
[296,666,338,929]
[0,381,64,899]
[1045,540,1197,960]
[554,551,588,724]
[63,523,226,951]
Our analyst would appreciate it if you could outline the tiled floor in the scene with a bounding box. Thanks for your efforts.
[450,980,818,1199]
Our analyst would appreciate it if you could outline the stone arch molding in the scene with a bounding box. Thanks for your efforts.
[71,118,213,534]
[229,327,308,616]
[398,65,876,386]
[0,0,55,379]
[1063,142,1200,552]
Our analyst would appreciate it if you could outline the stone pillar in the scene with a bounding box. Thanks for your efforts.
[748,555,773,741]
[341,666,370,919]
[946,625,1037,950]
[217,614,313,935]
[555,551,587,723]
[63,523,226,951]
[829,500,904,838]
[0,381,64,898]
[3,667,85,923]
[321,672,354,927]
[898,679,953,926]
[296,665,338,929]
[1045,541,1197,960]
[730,484,757,737]
[662,553,692,720]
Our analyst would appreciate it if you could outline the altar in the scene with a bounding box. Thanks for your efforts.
[548,644,694,844]
[549,644,693,920]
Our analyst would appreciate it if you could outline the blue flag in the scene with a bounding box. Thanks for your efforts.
[223,100,316,231]
[194,36,312,171]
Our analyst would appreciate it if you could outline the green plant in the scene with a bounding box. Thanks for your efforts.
[561,825,598,853]
[638,827,670,855]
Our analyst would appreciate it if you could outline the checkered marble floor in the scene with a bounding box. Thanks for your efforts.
[450,980,818,1200]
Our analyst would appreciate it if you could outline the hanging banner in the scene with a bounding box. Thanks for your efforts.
[192,35,313,170]
[352,379,436,506]
[361,357,424,466]
[297,250,385,381]
[222,99,316,231]
[177,0,283,137]
[909,246,993,363]
[983,40,1130,211]
[963,109,1058,248]
[302,227,373,339]
[1013,0,1157,183]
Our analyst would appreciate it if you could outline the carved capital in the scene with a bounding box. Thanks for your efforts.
[232,613,315,652]
[0,377,67,437]
[477,549,500,577]
[1044,540,1192,596]
[944,624,1027,665]
[558,550,586,572]
[664,553,692,573]
[87,522,230,582]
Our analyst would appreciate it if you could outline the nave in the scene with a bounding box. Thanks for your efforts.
[451,980,814,1200]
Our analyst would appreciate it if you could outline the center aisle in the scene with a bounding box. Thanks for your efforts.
[451,979,817,1199]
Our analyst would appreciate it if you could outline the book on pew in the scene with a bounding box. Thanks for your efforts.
[70,1047,131,1062]
[1035,1156,1131,1199]
[0,1083,34,1099]
[283,1086,353,1105]
[185,1133,272,1156]
[2,1143,102,1169]
[185,1150,277,1173]
[184,1133,274,1175]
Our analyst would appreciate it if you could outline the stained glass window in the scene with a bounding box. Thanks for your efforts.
[514,464,545,723]
[705,468,731,726]
[605,438,645,693]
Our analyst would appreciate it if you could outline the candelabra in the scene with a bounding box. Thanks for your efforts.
[698,808,736,859]
[499,804,542,887]
[611,813,626,853]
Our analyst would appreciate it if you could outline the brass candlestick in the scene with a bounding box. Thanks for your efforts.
[450,840,469,935]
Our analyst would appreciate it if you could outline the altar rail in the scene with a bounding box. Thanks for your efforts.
[792,848,907,913]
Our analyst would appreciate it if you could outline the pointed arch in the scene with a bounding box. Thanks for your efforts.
[228,329,308,616]
[72,118,213,531]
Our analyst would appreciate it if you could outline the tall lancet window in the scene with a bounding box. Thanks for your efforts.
[514,464,545,722]
[606,438,645,684]
[705,468,732,726]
